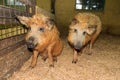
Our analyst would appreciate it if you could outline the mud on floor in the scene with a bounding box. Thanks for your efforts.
[8,34,120,80]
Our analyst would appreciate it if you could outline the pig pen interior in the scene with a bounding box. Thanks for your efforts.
[0,0,120,80]
[8,34,120,80]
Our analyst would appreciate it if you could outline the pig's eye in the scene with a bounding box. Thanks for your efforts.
[28,27,31,31]
[74,29,77,32]
[83,31,86,35]
[39,28,44,32]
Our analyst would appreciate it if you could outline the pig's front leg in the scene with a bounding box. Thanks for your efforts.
[30,50,39,68]
[48,47,54,67]
[72,49,78,64]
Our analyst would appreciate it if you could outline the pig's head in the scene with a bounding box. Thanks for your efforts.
[68,18,97,51]
[17,14,55,49]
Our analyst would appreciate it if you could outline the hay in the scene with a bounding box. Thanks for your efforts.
[8,34,120,80]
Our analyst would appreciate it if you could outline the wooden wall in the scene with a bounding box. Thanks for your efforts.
[36,0,120,36]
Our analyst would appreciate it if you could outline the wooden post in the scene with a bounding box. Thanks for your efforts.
[51,0,55,14]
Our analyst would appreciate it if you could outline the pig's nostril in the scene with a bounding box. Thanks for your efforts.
[74,42,82,50]
[29,36,34,41]
[74,45,81,50]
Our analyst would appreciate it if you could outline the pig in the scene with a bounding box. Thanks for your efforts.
[67,13,102,63]
[16,13,63,67]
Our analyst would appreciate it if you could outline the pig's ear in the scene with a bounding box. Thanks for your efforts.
[70,18,79,25]
[86,25,97,35]
[46,18,55,30]
[16,16,30,26]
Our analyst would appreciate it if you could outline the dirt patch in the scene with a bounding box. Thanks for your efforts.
[8,34,120,80]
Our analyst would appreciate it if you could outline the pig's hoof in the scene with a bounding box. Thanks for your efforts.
[72,60,77,64]
[49,64,54,67]
[29,64,36,68]
[53,58,57,62]
[87,52,92,55]
[29,65,35,69]
[42,58,47,62]
[87,50,93,55]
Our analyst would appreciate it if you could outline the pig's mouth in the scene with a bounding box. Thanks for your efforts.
[74,46,82,52]
[26,42,37,49]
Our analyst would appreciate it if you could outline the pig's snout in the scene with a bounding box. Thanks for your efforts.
[26,36,36,49]
[26,42,35,49]
[74,42,82,51]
